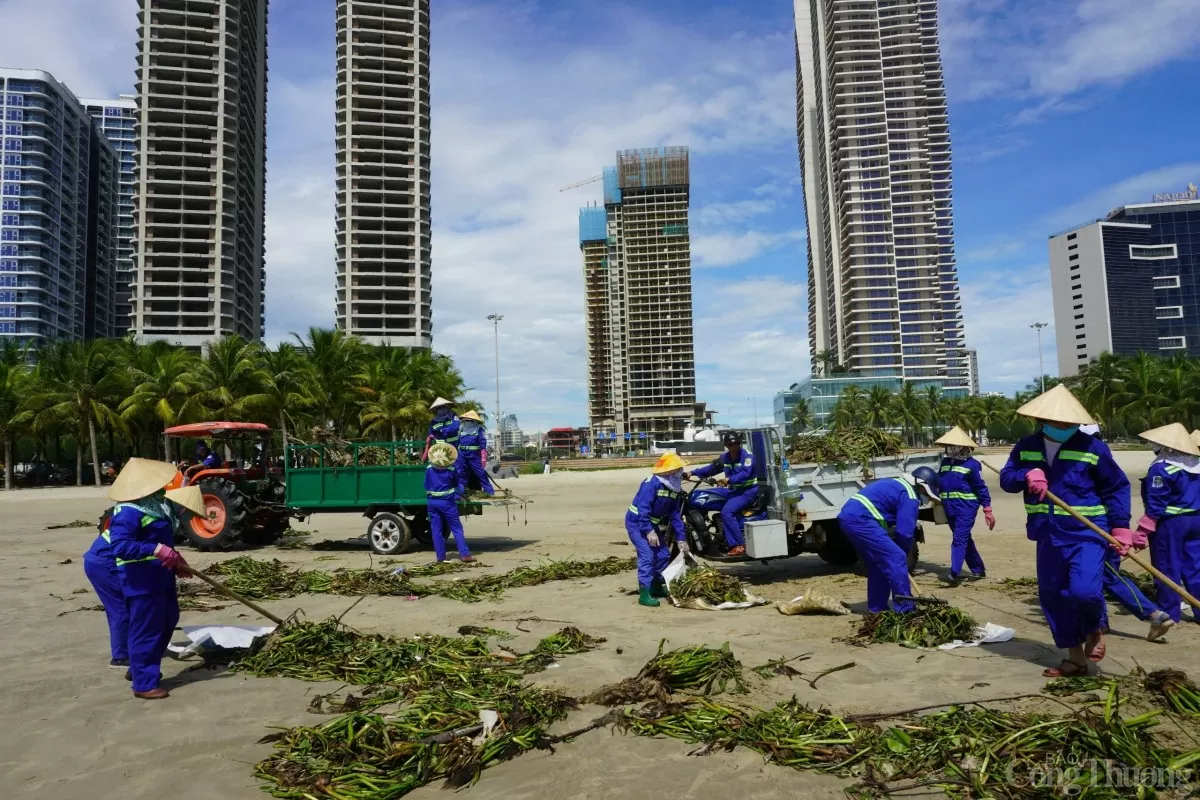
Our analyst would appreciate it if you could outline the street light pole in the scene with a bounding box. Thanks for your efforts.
[748,397,758,427]
[1031,322,1048,393]
[487,314,503,448]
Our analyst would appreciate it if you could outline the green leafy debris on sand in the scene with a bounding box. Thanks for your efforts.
[787,429,903,470]
[853,606,978,648]
[671,565,748,605]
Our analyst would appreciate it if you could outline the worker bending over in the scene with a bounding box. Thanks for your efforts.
[836,467,940,615]
[103,459,206,699]
[935,426,995,584]
[626,453,689,607]
[1137,424,1200,631]
[425,443,474,563]
[423,397,460,462]
[456,410,495,497]
[1000,385,1131,678]
[684,431,757,556]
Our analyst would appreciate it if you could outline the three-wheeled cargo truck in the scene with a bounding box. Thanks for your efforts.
[677,427,943,571]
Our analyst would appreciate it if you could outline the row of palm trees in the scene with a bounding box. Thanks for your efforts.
[792,351,1200,446]
[0,328,475,490]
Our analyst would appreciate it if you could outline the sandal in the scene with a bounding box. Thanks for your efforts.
[1085,632,1106,663]
[1042,660,1089,678]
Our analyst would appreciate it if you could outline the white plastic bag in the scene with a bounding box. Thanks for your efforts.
[662,551,768,611]
[166,624,275,659]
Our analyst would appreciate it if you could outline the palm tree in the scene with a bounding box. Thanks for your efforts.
[183,335,269,422]
[814,349,835,377]
[293,327,367,434]
[922,385,943,430]
[22,340,125,486]
[1074,351,1124,427]
[0,342,31,490]
[865,385,894,429]
[790,398,812,436]
[832,386,867,429]
[892,382,927,446]
[254,343,312,449]
[120,346,199,458]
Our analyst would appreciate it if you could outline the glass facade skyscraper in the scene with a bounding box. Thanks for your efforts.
[0,69,118,346]
[82,96,137,336]
[793,0,967,390]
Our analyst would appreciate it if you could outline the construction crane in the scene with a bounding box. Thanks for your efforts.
[559,174,602,192]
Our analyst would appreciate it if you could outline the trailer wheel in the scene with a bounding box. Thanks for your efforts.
[368,513,413,556]
[815,522,859,567]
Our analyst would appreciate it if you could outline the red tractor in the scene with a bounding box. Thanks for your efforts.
[166,422,298,551]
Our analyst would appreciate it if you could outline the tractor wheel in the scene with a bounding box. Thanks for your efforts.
[182,478,248,552]
[242,510,290,547]
[816,522,860,568]
[367,513,413,556]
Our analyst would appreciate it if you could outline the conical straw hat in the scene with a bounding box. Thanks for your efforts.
[165,485,207,517]
[1139,423,1200,456]
[429,397,453,410]
[1016,384,1096,425]
[459,410,483,423]
[110,458,181,502]
[429,442,458,468]
[934,426,977,449]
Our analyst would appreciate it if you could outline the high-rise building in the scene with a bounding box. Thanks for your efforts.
[1050,189,1200,376]
[498,413,522,452]
[794,0,967,389]
[82,96,137,336]
[579,147,696,442]
[335,0,432,347]
[0,69,119,345]
[966,348,979,396]
[133,0,268,346]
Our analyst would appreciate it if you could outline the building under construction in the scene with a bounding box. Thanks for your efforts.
[579,147,697,449]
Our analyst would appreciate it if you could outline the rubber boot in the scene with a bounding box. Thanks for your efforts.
[638,586,660,607]
[650,578,670,599]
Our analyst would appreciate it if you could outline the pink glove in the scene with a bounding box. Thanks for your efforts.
[1025,468,1048,501]
[480,448,488,464]
[1109,527,1135,556]
[1136,514,1157,538]
[154,544,188,573]
[983,507,996,530]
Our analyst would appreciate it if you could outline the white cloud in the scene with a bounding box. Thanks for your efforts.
[1042,161,1200,234]
[691,199,776,227]
[941,0,1200,110]
[960,266,1056,392]
[693,230,806,269]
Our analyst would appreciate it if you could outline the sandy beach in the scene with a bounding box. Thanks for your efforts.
[3,448,1196,800]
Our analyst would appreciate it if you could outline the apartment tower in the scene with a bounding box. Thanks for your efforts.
[82,96,138,335]
[580,147,696,446]
[794,0,967,389]
[133,0,268,346]
[0,69,119,344]
[335,0,432,347]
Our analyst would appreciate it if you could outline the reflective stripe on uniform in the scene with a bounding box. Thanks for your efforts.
[1058,450,1099,465]
[940,465,972,475]
[1019,451,1045,461]
[1165,506,1197,516]
[115,555,157,566]
[428,488,456,498]
[101,531,111,544]
[1024,503,1107,517]
[109,504,162,566]
[459,445,481,451]
[942,491,977,501]
[850,494,886,525]
[893,477,916,499]
[1165,465,1183,475]
[655,489,680,499]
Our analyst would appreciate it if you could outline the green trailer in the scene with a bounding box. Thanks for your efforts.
[285,441,485,555]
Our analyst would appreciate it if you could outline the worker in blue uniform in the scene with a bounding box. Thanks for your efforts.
[425,442,475,563]
[83,522,130,670]
[423,397,460,463]
[836,467,940,614]
[103,459,206,699]
[1135,423,1200,631]
[999,385,1133,677]
[683,431,757,556]
[195,442,222,469]
[934,426,995,584]
[626,453,689,607]
[455,410,495,497]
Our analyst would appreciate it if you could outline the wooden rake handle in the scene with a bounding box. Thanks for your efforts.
[979,459,1200,610]
[180,566,285,626]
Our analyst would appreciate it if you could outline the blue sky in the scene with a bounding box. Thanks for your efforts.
[3,0,1199,431]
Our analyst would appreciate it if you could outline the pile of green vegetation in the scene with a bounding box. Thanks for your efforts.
[852,605,978,648]
[788,429,903,470]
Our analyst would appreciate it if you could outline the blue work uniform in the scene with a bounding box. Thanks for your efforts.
[83,524,129,662]
[455,420,495,496]
[939,455,991,579]
[425,465,471,561]
[691,448,758,548]
[1142,461,1200,621]
[107,503,180,693]
[625,477,686,588]
[428,414,461,448]
[836,477,920,614]
[199,452,222,469]
[1000,432,1130,649]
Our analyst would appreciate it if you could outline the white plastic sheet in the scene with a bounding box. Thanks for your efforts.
[936,622,1016,651]
[662,552,769,611]
[166,624,275,659]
